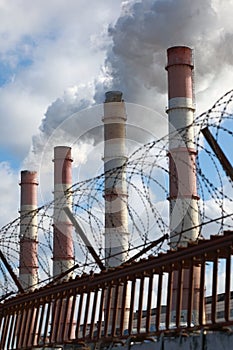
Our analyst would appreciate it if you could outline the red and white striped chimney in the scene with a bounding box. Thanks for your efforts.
[166,46,199,247]
[103,91,129,268]
[19,170,38,290]
[102,91,130,333]
[166,46,201,324]
[53,146,74,279]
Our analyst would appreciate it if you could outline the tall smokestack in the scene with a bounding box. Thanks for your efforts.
[19,170,38,290]
[103,91,130,334]
[166,46,201,324]
[103,91,129,267]
[53,146,74,279]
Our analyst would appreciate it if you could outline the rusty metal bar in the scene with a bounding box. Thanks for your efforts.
[15,311,22,349]
[2,232,233,311]
[75,293,84,339]
[27,307,37,347]
[119,281,128,336]
[225,248,231,321]
[0,249,24,293]
[18,308,28,348]
[1,314,9,348]
[42,302,51,345]
[199,258,205,326]
[166,269,173,329]
[0,313,3,342]
[89,289,99,339]
[15,309,22,350]
[64,206,106,271]
[104,286,112,337]
[96,288,105,339]
[61,296,71,341]
[49,300,57,344]
[124,234,169,264]
[23,306,35,348]
[53,298,63,342]
[145,274,153,333]
[83,291,91,338]
[202,127,233,182]
[6,314,15,349]
[31,305,40,347]
[58,298,67,342]
[111,284,120,337]
[128,279,136,335]
[67,292,76,341]
[156,271,163,331]
[187,260,194,327]
[211,255,218,324]
[22,308,30,348]
[176,263,183,328]
[137,277,144,333]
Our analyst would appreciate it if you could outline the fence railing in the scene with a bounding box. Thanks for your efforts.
[1,231,233,349]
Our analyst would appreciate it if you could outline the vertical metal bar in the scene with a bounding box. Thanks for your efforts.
[146,274,153,333]
[166,269,173,329]
[176,263,183,328]
[27,307,37,347]
[67,291,76,341]
[156,271,163,331]
[15,309,22,350]
[39,303,47,343]
[23,306,35,348]
[53,298,63,342]
[83,291,91,338]
[111,284,120,337]
[97,287,105,339]
[128,279,136,335]
[7,311,16,349]
[225,248,231,322]
[42,302,51,345]
[137,277,145,333]
[119,280,128,336]
[89,289,99,339]
[187,260,194,327]
[59,298,67,342]
[0,312,3,341]
[61,295,71,342]
[104,286,112,337]
[1,314,10,348]
[31,304,40,346]
[48,300,56,344]
[199,258,205,326]
[6,314,15,350]
[18,307,28,348]
[8,312,17,350]
[75,293,84,339]
[211,255,218,324]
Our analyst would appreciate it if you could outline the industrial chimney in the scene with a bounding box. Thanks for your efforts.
[103,91,129,267]
[19,170,38,290]
[102,91,130,334]
[166,46,201,324]
[53,146,74,279]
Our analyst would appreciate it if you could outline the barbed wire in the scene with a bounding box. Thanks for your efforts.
[0,89,233,298]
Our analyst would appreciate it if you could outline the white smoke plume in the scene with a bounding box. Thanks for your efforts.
[26,0,233,178]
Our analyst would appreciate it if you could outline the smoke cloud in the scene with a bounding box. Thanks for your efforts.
[28,0,233,176]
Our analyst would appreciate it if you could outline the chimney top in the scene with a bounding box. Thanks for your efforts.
[166,46,193,68]
[105,91,123,103]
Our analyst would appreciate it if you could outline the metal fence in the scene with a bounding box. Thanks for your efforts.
[1,231,233,349]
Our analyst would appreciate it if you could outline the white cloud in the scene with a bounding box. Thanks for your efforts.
[0,162,19,226]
